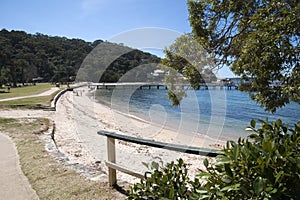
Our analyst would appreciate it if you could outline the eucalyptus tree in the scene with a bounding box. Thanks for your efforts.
[187,0,300,112]
[162,34,216,105]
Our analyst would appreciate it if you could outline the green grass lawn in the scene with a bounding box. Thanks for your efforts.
[0,94,56,109]
[0,91,61,109]
[0,118,115,199]
[0,95,52,105]
[0,83,54,99]
[0,83,63,108]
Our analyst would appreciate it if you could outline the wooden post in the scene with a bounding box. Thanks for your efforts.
[107,137,117,186]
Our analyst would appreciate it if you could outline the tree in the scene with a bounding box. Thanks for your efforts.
[161,34,216,105]
[187,0,300,112]
[129,2,300,199]
[0,29,160,85]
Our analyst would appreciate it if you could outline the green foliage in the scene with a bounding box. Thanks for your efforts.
[127,159,194,199]
[193,119,300,199]
[0,29,92,85]
[0,29,160,85]
[101,50,160,83]
[161,34,216,106]
[127,119,300,199]
[187,0,300,112]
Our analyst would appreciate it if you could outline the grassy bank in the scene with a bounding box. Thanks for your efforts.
[0,91,60,108]
[0,118,114,199]
[0,83,54,99]
[0,83,62,108]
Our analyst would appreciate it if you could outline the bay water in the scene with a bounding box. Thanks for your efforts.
[95,88,299,141]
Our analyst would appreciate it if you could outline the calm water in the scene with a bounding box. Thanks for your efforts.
[95,88,299,141]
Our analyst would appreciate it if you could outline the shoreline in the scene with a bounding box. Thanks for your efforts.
[90,88,228,149]
[59,87,225,183]
[0,87,226,184]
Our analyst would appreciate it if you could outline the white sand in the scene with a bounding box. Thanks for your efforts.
[0,87,225,184]
[54,87,224,183]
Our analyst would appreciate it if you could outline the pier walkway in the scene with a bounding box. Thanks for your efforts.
[89,82,238,90]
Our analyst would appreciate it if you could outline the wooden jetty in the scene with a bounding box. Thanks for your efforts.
[89,82,238,90]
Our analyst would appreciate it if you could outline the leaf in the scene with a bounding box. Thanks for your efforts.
[240,186,251,196]
[262,140,272,152]
[216,156,231,165]
[169,187,174,198]
[216,191,224,196]
[178,158,183,166]
[253,177,265,195]
[199,195,211,199]
[275,119,282,127]
[249,133,259,139]
[151,161,159,170]
[275,171,284,183]
[258,119,266,125]
[203,158,209,168]
[233,144,239,160]
[245,127,254,131]
[251,119,256,128]
[282,126,288,134]
[224,164,233,178]
[221,177,232,184]
[221,184,240,192]
[142,162,149,169]
[270,188,278,194]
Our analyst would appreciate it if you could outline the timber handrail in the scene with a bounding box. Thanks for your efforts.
[97,130,222,186]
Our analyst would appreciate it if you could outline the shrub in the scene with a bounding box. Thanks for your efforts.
[127,119,300,199]
[194,119,300,199]
[127,159,193,199]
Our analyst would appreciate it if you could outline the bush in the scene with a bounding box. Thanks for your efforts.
[194,119,300,199]
[127,119,300,199]
[127,159,193,199]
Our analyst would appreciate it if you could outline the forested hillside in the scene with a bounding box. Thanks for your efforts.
[0,29,160,86]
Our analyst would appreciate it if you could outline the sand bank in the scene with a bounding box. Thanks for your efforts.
[0,87,225,184]
[53,87,225,183]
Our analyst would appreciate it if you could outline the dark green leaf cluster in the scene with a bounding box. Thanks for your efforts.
[127,119,300,199]
[127,159,194,199]
[194,119,300,199]
[187,0,300,112]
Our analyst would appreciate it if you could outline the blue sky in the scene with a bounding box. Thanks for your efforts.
[0,0,234,77]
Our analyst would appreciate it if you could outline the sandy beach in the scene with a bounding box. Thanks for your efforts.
[0,86,225,184]
[56,87,224,183]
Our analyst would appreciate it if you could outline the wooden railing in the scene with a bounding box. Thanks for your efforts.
[97,130,221,186]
